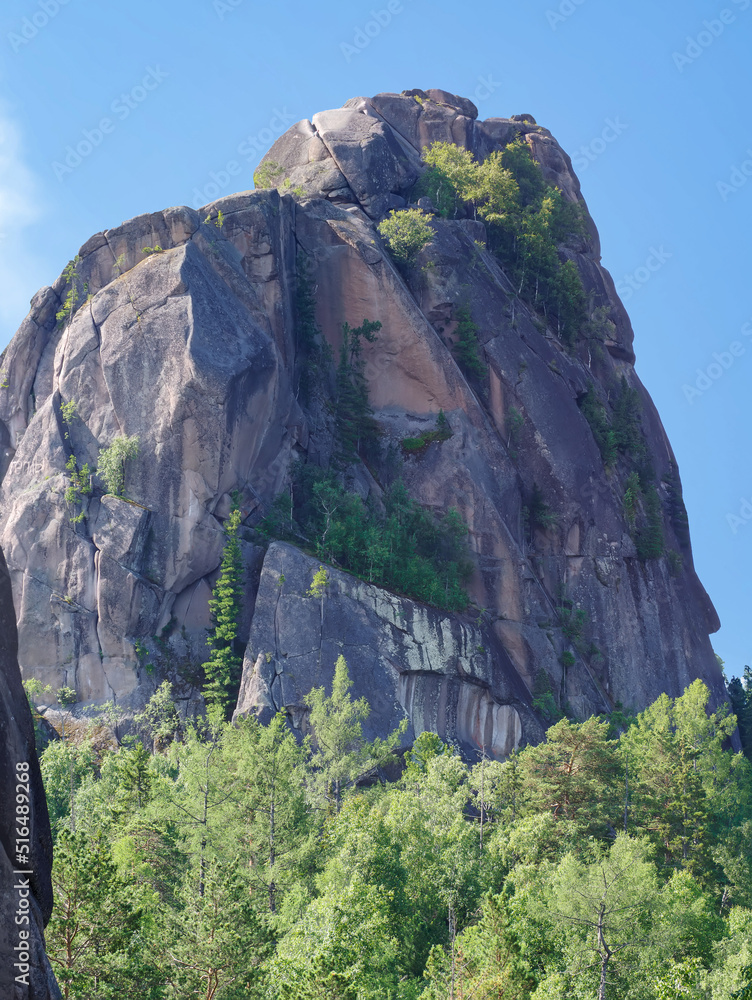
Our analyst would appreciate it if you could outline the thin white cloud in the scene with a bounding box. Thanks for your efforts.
[0,108,48,351]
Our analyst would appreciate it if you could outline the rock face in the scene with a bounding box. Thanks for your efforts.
[0,88,728,755]
[0,547,60,999]
[234,542,537,757]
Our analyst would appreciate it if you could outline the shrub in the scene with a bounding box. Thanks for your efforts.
[254,160,285,189]
[401,411,452,454]
[528,483,558,531]
[417,139,587,344]
[98,435,139,497]
[260,470,472,612]
[56,686,78,707]
[378,208,434,268]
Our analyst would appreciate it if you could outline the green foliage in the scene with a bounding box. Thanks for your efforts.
[728,667,752,760]
[97,435,139,497]
[56,255,84,326]
[57,684,78,706]
[202,504,244,714]
[38,674,752,999]
[160,857,270,998]
[133,681,183,751]
[636,483,665,560]
[527,482,558,532]
[377,207,434,268]
[141,244,164,255]
[304,654,407,813]
[624,470,640,527]
[532,670,562,723]
[579,385,617,466]
[60,398,78,436]
[612,375,645,459]
[401,410,452,453]
[294,256,331,403]
[559,604,588,644]
[306,565,329,599]
[335,318,382,462]
[417,141,480,218]
[261,468,472,612]
[47,828,162,999]
[451,305,487,380]
[64,452,92,523]
[254,159,285,188]
[418,139,587,344]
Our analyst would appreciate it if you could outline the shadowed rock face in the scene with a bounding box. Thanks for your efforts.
[0,89,728,755]
[0,547,60,999]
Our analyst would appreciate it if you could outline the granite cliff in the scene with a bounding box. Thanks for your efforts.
[0,546,60,999]
[0,89,727,755]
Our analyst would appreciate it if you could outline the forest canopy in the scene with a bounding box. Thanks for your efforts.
[37,672,752,1000]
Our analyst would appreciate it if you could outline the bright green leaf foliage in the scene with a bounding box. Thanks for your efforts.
[417,139,587,346]
[304,653,407,813]
[378,207,434,268]
[98,434,139,497]
[37,672,752,1000]
[261,468,472,611]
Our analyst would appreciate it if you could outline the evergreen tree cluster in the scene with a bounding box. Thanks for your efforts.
[416,139,587,347]
[37,675,752,999]
[260,467,471,612]
[202,498,244,715]
[335,318,382,462]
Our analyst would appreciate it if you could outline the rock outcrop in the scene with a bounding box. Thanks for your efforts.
[234,542,538,757]
[0,88,728,755]
[0,546,60,999]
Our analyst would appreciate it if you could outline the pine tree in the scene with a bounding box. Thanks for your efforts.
[452,306,487,381]
[334,319,381,462]
[203,504,244,715]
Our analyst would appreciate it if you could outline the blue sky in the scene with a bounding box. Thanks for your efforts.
[0,0,749,677]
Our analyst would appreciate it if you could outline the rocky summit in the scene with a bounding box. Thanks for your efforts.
[0,88,727,756]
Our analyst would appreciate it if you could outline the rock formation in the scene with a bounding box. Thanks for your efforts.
[0,88,728,756]
[0,546,60,998]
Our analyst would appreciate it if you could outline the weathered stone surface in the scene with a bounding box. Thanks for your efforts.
[0,547,61,998]
[0,90,731,750]
[1,195,305,711]
[234,543,537,757]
